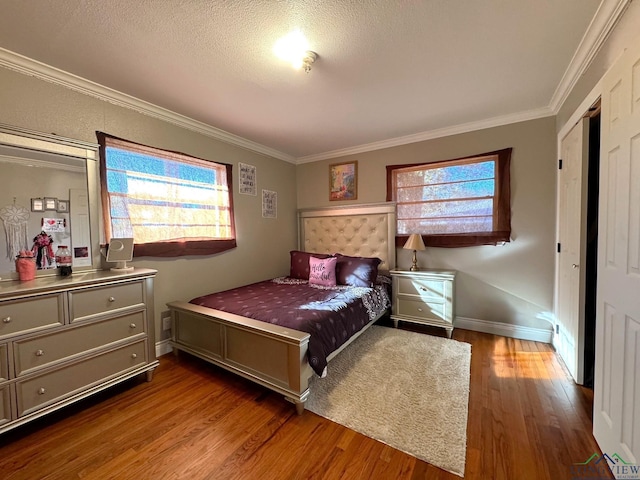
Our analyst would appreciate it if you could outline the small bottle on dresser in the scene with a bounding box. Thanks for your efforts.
[55,245,73,276]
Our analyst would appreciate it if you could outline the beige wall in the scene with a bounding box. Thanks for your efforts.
[297,117,558,330]
[0,67,298,342]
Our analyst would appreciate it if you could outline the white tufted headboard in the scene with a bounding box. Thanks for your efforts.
[298,202,396,273]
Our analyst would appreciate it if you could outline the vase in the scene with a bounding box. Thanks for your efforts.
[16,257,36,281]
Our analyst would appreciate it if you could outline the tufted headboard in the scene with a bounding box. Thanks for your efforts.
[298,202,396,273]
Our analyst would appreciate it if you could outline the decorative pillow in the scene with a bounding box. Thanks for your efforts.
[335,254,382,287]
[308,256,337,287]
[289,250,332,280]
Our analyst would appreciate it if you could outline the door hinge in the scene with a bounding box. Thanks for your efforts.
[557,242,561,253]
[558,159,563,170]
[556,324,560,334]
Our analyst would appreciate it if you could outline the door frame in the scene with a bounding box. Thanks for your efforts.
[554,79,604,380]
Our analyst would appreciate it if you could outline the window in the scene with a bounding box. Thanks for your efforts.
[387,148,511,247]
[97,132,236,257]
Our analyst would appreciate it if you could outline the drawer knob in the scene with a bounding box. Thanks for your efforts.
[35,349,44,357]
[108,296,116,303]
[129,323,136,329]
[131,353,137,359]
[38,387,46,395]
[417,307,423,312]
[2,316,11,323]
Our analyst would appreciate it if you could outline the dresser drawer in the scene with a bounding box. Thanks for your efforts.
[395,276,447,300]
[0,384,12,425]
[16,340,147,416]
[69,281,144,321]
[14,311,146,376]
[395,298,449,324]
[0,293,65,339]
[0,344,8,381]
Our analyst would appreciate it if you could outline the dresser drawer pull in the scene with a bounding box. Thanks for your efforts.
[417,307,423,312]
[131,353,137,359]
[35,349,45,357]
[129,323,137,329]
[2,316,11,323]
[108,296,116,303]
[38,387,46,395]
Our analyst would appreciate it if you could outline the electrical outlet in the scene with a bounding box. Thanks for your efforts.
[162,316,171,331]
[161,313,171,331]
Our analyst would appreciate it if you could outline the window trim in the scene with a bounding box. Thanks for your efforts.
[97,132,237,258]
[386,148,512,248]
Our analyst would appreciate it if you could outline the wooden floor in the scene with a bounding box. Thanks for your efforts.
[0,325,611,480]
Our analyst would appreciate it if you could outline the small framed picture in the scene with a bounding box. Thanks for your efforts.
[57,200,69,213]
[44,197,58,211]
[329,161,358,201]
[31,198,44,212]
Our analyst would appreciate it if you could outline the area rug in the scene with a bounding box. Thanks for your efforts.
[306,325,471,477]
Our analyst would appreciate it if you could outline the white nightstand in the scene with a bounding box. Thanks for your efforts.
[390,269,457,338]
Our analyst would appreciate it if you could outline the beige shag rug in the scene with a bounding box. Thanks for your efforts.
[306,325,471,477]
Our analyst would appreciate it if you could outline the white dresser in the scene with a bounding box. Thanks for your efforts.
[390,269,457,338]
[0,268,158,433]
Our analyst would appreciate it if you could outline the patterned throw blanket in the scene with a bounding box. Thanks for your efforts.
[190,276,391,376]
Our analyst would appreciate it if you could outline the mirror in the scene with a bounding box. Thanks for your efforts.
[0,124,100,280]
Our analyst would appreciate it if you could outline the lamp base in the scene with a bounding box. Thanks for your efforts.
[409,250,420,271]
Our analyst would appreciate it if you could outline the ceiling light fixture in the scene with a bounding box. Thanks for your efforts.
[274,29,318,73]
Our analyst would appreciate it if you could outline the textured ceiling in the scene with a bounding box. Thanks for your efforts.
[0,0,603,161]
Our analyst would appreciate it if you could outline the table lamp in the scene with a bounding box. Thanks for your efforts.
[403,234,426,271]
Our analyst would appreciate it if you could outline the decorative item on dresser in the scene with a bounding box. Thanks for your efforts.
[390,269,456,338]
[0,268,158,434]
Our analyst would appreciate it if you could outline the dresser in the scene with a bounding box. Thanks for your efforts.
[390,269,457,338]
[0,268,157,434]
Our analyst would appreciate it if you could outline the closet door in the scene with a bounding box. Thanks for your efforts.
[593,32,640,470]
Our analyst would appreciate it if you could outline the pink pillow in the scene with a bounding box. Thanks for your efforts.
[289,250,333,279]
[308,256,337,287]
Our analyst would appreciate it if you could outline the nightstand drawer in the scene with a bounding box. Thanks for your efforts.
[396,276,447,300]
[395,298,447,323]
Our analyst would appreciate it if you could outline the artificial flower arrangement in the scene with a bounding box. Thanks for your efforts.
[31,231,55,269]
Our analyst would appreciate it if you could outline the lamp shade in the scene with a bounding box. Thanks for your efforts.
[403,234,425,251]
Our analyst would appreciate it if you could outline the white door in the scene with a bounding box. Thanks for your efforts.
[593,34,640,473]
[556,118,589,384]
[69,188,91,267]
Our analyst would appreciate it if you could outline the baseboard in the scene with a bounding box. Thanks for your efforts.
[455,316,553,343]
[156,339,173,357]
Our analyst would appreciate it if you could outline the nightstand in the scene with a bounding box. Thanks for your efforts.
[390,269,457,338]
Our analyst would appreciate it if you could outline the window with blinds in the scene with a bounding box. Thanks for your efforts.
[387,148,511,247]
[97,133,236,257]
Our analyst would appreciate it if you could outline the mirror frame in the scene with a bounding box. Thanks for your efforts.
[0,123,101,280]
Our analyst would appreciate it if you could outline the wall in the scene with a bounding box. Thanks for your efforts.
[0,67,298,343]
[297,117,557,331]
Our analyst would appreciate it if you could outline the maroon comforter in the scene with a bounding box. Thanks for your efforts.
[190,276,391,376]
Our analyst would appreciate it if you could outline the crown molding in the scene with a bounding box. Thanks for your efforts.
[0,48,296,164]
[296,106,553,164]
[549,0,631,113]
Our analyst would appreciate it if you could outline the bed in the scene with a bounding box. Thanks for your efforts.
[167,202,396,414]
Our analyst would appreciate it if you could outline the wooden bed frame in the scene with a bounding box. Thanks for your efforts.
[167,203,396,414]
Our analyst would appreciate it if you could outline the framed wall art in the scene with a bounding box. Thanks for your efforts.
[57,200,69,213]
[329,161,357,201]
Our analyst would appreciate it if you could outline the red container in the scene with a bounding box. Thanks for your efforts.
[16,257,36,281]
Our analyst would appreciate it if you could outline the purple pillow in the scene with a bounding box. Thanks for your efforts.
[335,254,382,287]
[289,250,333,280]
[308,256,337,287]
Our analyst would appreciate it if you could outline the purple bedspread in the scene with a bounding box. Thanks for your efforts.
[190,276,391,376]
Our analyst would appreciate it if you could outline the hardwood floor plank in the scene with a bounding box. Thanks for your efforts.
[0,328,612,480]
